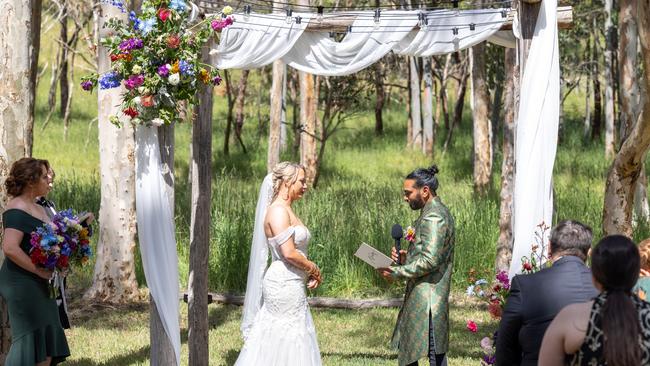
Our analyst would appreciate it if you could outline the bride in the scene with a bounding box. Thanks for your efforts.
[235,162,323,366]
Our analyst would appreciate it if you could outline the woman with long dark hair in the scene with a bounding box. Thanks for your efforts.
[539,235,650,366]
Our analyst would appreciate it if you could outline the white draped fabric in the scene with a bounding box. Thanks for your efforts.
[393,9,507,56]
[213,9,509,75]
[214,13,310,69]
[135,126,181,365]
[509,0,560,278]
[284,11,418,76]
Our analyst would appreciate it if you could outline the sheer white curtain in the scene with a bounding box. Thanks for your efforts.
[213,9,509,76]
[284,11,418,76]
[394,9,507,56]
[214,12,311,69]
[135,126,181,365]
[510,0,559,278]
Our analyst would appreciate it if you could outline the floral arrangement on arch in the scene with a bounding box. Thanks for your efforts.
[464,222,552,365]
[81,0,234,127]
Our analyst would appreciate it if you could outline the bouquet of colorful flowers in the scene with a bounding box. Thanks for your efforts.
[29,209,93,272]
[81,0,234,127]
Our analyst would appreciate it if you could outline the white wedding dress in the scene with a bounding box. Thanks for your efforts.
[235,225,322,366]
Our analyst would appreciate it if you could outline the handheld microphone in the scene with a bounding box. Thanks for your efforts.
[391,224,403,264]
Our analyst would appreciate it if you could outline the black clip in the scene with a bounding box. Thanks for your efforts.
[374,8,381,24]
[469,23,475,31]
[295,16,302,24]
[452,27,459,35]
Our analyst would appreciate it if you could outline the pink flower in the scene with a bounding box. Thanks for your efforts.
[211,16,234,31]
[124,74,144,90]
[141,95,154,107]
[158,8,171,22]
[466,320,478,333]
[480,336,494,352]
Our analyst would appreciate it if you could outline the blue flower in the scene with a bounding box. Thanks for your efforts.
[101,0,126,13]
[137,17,157,35]
[475,279,488,286]
[129,11,141,30]
[169,0,187,12]
[466,285,475,296]
[98,71,122,90]
[179,60,194,76]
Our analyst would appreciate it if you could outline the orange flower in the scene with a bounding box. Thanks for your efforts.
[199,69,210,84]
[171,60,180,74]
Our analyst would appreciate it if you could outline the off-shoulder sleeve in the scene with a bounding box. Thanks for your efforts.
[267,226,295,248]
[2,210,30,233]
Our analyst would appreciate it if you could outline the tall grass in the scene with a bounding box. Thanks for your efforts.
[32,17,650,299]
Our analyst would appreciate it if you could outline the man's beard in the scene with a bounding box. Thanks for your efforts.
[408,194,426,210]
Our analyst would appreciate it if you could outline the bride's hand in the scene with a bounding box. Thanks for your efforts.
[307,277,320,289]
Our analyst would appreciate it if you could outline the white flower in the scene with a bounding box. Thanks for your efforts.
[138,86,146,94]
[132,64,142,74]
[150,118,165,127]
[466,285,475,296]
[133,96,141,105]
[168,73,180,85]
[209,49,219,56]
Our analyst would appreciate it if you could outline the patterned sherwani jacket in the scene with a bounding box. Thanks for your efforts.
[390,196,455,366]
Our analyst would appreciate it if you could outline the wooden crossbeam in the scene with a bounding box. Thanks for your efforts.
[303,6,573,33]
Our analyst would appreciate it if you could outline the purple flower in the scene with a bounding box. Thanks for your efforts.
[119,38,144,51]
[482,354,496,365]
[495,270,510,290]
[157,65,169,76]
[212,75,222,85]
[124,74,144,90]
[80,80,93,91]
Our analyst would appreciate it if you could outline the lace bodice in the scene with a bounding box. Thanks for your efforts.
[268,225,311,260]
[266,225,311,280]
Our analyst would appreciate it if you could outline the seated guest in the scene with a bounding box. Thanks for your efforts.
[635,238,650,300]
[539,235,650,366]
[495,220,598,366]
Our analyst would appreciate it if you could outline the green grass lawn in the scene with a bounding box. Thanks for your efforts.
[63,293,496,366]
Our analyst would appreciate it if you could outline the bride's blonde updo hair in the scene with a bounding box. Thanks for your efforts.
[271,162,304,200]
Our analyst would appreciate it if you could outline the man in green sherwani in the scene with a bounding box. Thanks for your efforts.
[379,165,455,366]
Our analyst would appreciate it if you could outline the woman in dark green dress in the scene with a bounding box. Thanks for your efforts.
[0,158,70,365]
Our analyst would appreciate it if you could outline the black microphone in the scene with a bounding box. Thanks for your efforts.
[391,224,403,265]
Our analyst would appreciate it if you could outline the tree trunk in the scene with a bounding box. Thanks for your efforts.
[470,43,492,194]
[584,35,592,140]
[84,3,139,304]
[188,42,213,366]
[299,70,318,185]
[268,60,285,172]
[422,57,434,155]
[602,0,650,236]
[280,64,288,151]
[444,53,469,152]
[604,0,617,158]
[409,57,422,149]
[374,60,385,135]
[150,122,176,365]
[496,48,518,272]
[592,17,603,141]
[223,70,233,156]
[619,0,640,142]
[619,0,648,224]
[0,0,39,356]
[59,0,69,118]
[234,70,249,153]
